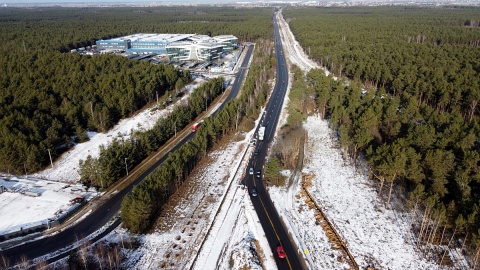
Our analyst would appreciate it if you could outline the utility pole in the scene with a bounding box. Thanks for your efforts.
[174,120,177,138]
[124,158,128,176]
[48,149,53,169]
[97,169,104,189]
[90,101,95,120]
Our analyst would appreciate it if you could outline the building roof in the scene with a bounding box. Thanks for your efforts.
[98,33,237,45]
[188,35,212,43]
[113,33,195,43]
[214,35,238,42]
[167,41,225,49]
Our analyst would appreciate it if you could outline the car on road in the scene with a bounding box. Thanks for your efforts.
[249,167,254,175]
[251,188,257,197]
[276,245,286,258]
[256,170,261,178]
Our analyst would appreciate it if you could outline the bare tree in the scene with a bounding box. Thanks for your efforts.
[113,246,123,269]
[78,240,91,269]
[427,207,445,246]
[94,242,107,270]
[474,246,480,270]
[106,246,123,270]
[0,254,10,269]
[275,128,305,169]
[473,231,480,270]
[439,226,447,245]
[18,254,31,270]
[418,196,437,245]
[441,215,465,265]
[107,248,115,270]
[405,185,424,243]
[34,258,50,270]
[373,173,386,203]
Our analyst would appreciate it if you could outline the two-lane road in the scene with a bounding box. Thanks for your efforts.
[245,11,305,270]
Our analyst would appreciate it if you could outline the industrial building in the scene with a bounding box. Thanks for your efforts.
[96,33,238,61]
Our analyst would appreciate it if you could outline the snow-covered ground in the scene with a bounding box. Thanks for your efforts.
[0,9,450,270]
[269,116,439,269]
[266,10,442,269]
[0,77,211,235]
[30,77,208,183]
[0,45,264,269]
[106,125,276,270]
[0,178,95,234]
[191,113,277,270]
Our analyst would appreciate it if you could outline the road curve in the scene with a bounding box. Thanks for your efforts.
[0,45,254,266]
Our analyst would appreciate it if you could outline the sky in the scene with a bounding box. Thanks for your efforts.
[0,0,238,4]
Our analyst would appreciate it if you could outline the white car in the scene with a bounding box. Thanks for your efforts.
[249,167,254,175]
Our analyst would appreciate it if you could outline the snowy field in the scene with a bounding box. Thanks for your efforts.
[30,77,208,183]
[0,178,95,234]
[269,116,440,269]
[0,10,450,270]
[267,10,442,269]
[0,77,214,234]
[107,127,276,270]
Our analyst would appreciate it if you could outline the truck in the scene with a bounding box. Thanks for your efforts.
[70,195,84,204]
[192,122,201,133]
[258,126,266,141]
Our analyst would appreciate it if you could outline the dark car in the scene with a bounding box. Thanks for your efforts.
[256,170,262,178]
[276,245,286,258]
[251,188,257,197]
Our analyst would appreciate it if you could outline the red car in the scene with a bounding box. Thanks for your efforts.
[276,245,286,259]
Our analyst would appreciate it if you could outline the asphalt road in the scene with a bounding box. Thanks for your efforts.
[0,44,254,266]
[244,11,305,270]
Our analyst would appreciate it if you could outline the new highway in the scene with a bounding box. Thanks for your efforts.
[244,11,305,270]
[0,45,254,265]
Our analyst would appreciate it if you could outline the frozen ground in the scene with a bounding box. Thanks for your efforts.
[0,10,452,270]
[269,115,440,269]
[266,10,443,269]
[71,10,467,270]
[0,77,211,235]
[106,125,275,270]
[0,178,95,234]
[0,45,266,269]
[30,77,208,183]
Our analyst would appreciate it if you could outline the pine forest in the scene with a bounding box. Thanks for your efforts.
[283,6,480,261]
[0,6,273,173]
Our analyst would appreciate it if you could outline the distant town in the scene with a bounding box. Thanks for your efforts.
[1,0,479,8]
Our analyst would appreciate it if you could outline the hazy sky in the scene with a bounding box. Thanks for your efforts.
[1,0,237,4]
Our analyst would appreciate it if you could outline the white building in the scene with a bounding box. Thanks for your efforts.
[96,33,238,61]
